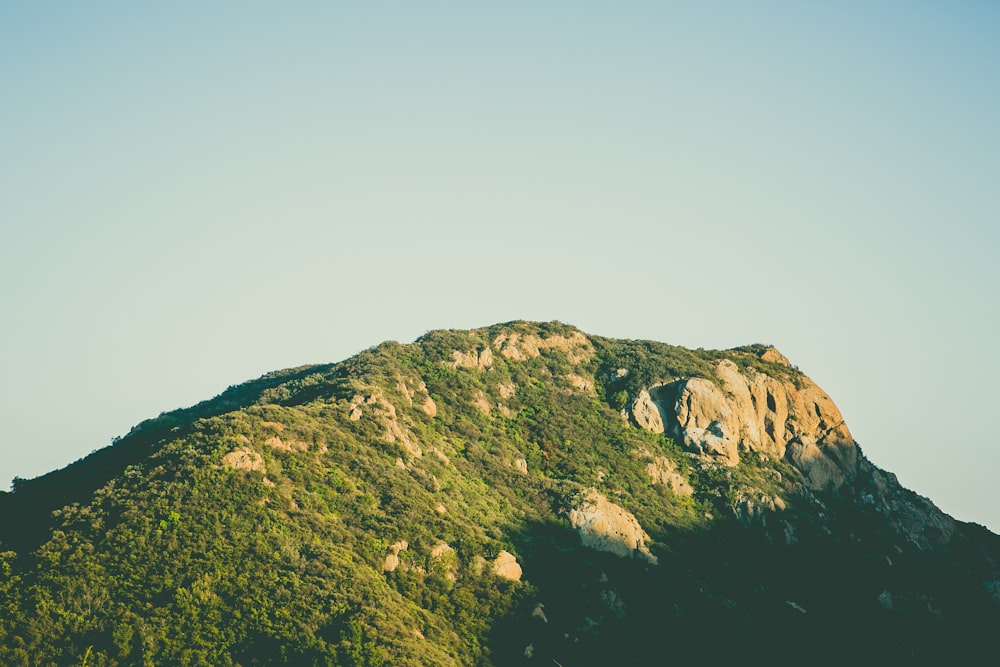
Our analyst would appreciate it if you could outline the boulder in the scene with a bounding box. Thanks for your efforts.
[492,550,522,581]
[569,489,657,563]
[383,540,409,572]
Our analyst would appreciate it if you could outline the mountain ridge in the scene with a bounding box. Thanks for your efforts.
[1,320,998,665]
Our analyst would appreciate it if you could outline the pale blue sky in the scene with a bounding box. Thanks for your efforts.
[2,2,998,529]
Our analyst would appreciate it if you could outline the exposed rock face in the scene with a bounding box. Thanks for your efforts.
[640,453,694,496]
[673,377,740,466]
[760,346,791,366]
[855,458,956,550]
[629,353,858,490]
[565,373,595,394]
[263,435,309,452]
[222,448,265,473]
[472,389,493,415]
[422,395,438,417]
[732,489,787,524]
[347,391,422,458]
[568,489,657,563]
[397,379,438,417]
[630,390,665,434]
[492,331,593,364]
[383,540,409,572]
[492,550,522,581]
[447,348,493,370]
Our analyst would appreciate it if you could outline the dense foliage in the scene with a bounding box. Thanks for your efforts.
[1,321,998,665]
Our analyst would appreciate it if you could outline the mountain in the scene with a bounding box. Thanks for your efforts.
[1,321,998,666]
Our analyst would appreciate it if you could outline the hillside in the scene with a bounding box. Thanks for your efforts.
[1,321,998,666]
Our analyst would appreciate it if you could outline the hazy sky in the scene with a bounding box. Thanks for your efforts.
[2,3,998,529]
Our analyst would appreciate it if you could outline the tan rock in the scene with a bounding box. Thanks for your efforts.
[673,377,740,466]
[492,331,593,364]
[383,552,401,573]
[446,348,493,370]
[383,540,409,572]
[642,455,693,496]
[430,542,453,558]
[221,448,265,473]
[568,489,657,563]
[712,358,857,486]
[397,378,438,417]
[472,390,492,415]
[630,389,665,434]
[422,395,438,417]
[565,373,595,394]
[263,435,308,452]
[629,356,859,488]
[347,390,422,458]
[760,346,791,366]
[492,550,523,581]
[514,457,528,474]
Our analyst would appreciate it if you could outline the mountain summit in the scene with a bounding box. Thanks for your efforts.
[1,321,997,665]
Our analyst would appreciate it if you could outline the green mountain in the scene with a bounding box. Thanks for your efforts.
[2,321,998,666]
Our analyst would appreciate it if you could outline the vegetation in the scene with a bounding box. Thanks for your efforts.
[0,321,997,665]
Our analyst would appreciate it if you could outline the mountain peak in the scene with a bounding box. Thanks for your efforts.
[1,323,997,665]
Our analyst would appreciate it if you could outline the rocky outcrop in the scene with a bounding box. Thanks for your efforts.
[759,346,791,366]
[347,391,422,458]
[635,451,693,496]
[471,389,493,415]
[568,489,657,563]
[564,373,595,394]
[492,331,593,364]
[397,379,438,417]
[673,377,740,466]
[263,435,309,452]
[628,352,858,490]
[630,390,666,434]
[222,448,265,473]
[446,348,493,370]
[492,550,522,581]
[383,540,409,572]
[855,459,956,550]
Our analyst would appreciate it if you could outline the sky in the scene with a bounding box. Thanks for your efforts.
[2,2,998,529]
